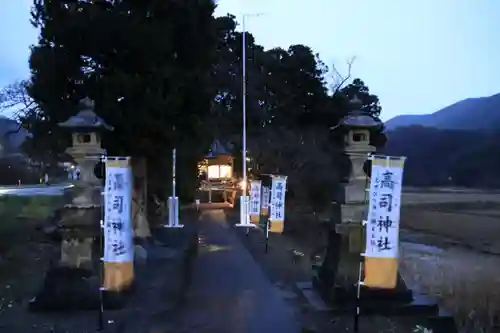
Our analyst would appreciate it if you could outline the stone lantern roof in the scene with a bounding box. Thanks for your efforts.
[58,98,114,132]
[339,96,382,129]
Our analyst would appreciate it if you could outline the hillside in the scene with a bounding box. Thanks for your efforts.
[383,126,500,188]
[385,93,500,131]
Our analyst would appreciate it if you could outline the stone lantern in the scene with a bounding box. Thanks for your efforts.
[309,97,448,320]
[339,96,382,221]
[58,97,113,265]
[313,96,383,303]
[60,98,113,185]
[31,97,113,311]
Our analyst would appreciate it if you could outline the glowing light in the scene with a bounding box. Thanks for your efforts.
[219,165,232,178]
[207,165,220,179]
[207,165,233,179]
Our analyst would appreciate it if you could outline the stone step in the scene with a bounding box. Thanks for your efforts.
[332,285,414,304]
[426,310,458,333]
[357,293,439,317]
[301,278,457,332]
[308,278,440,317]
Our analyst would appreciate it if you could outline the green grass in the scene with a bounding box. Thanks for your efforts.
[0,195,63,252]
[0,195,63,219]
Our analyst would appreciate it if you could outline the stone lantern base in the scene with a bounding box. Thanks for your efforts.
[311,216,452,329]
[29,266,101,311]
[29,206,134,312]
[29,266,135,312]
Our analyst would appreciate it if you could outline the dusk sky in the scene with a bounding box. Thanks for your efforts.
[1,0,498,121]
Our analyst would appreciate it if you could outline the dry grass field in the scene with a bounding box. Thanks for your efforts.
[399,188,500,332]
[401,190,500,253]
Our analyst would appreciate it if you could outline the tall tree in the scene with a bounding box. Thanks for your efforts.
[24,5,386,210]
[340,78,382,119]
[27,0,218,200]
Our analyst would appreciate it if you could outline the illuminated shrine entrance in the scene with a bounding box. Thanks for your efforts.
[199,140,237,204]
[208,163,232,179]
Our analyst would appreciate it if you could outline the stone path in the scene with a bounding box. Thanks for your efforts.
[170,209,300,333]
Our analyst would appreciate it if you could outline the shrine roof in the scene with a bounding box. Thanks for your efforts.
[205,139,232,158]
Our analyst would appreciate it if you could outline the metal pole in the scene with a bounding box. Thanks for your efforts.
[172,148,177,226]
[172,148,176,198]
[242,14,247,195]
[235,13,264,231]
[241,12,263,196]
[242,15,249,235]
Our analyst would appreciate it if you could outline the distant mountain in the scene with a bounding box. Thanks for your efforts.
[385,93,500,131]
[383,126,500,188]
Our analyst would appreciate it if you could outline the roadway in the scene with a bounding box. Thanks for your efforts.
[0,183,73,196]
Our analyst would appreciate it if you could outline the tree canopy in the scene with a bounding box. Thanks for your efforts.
[3,1,384,208]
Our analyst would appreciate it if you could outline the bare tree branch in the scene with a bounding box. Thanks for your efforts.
[330,56,356,93]
[0,80,37,115]
[0,80,38,137]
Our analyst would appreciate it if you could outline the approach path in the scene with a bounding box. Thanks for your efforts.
[171,208,300,333]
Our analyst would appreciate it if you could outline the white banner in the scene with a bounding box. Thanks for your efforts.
[365,156,405,258]
[261,186,270,210]
[239,195,251,225]
[270,176,287,221]
[249,180,262,215]
[104,158,134,263]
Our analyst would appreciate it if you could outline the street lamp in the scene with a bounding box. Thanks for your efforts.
[238,12,264,228]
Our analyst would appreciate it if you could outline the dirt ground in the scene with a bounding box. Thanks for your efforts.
[2,189,500,332]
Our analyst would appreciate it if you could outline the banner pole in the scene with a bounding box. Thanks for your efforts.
[265,217,269,253]
[265,177,272,249]
[354,260,363,332]
[97,154,106,331]
[246,192,250,236]
[354,154,371,333]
